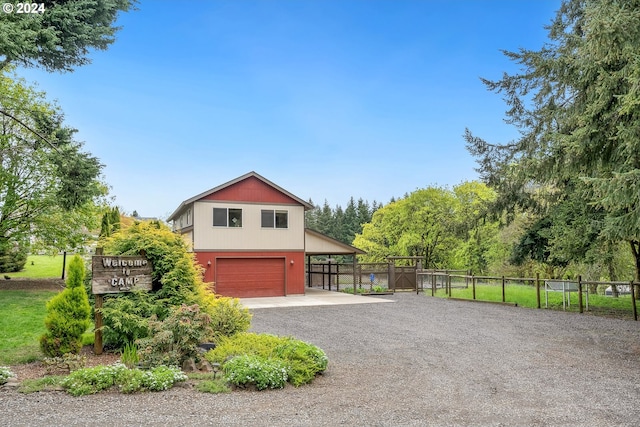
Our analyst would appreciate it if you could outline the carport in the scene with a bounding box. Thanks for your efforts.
[304,229,366,292]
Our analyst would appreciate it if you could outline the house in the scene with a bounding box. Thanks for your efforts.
[168,171,364,298]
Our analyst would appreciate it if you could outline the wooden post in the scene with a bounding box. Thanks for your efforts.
[631,281,637,321]
[578,275,583,314]
[501,276,506,303]
[352,256,357,295]
[472,275,476,300]
[94,294,104,355]
[535,272,541,309]
[431,272,435,297]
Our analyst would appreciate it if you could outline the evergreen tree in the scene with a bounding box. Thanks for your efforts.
[0,1,136,72]
[342,197,358,244]
[465,0,640,282]
[40,255,92,357]
[99,207,121,237]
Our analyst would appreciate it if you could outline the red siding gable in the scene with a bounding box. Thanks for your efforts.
[200,176,301,205]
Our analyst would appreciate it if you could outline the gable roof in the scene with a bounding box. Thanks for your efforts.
[167,171,314,221]
[305,228,366,255]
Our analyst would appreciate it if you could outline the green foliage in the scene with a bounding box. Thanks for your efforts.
[305,197,378,244]
[207,332,328,388]
[18,375,65,393]
[0,366,14,384]
[0,240,28,272]
[136,304,212,368]
[100,221,220,349]
[0,70,105,256]
[0,0,137,72]
[272,340,328,387]
[100,290,159,350]
[205,332,285,364]
[223,354,289,390]
[60,362,187,396]
[196,378,231,394]
[465,0,640,281]
[207,297,252,342]
[121,342,139,369]
[354,182,499,271]
[99,207,121,238]
[39,255,91,357]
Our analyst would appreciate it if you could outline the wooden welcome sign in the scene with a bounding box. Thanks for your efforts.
[91,253,153,354]
[91,256,153,294]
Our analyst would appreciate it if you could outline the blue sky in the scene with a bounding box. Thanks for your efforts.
[19,0,561,219]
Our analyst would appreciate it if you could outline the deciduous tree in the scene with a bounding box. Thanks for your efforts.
[0,70,103,263]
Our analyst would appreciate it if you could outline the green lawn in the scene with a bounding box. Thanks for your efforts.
[0,290,58,365]
[432,283,636,319]
[1,255,65,279]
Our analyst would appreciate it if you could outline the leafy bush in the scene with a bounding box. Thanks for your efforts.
[61,362,187,396]
[223,354,288,390]
[61,363,128,396]
[0,240,28,272]
[136,304,212,368]
[100,221,227,349]
[0,366,14,384]
[272,340,328,386]
[100,290,159,350]
[207,332,328,388]
[205,332,285,364]
[40,255,91,357]
[207,297,251,342]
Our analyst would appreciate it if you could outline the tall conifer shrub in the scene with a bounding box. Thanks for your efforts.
[40,255,92,357]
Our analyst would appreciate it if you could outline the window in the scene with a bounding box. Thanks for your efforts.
[261,209,288,229]
[213,208,242,227]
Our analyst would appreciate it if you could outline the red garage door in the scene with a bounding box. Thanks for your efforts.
[215,258,285,297]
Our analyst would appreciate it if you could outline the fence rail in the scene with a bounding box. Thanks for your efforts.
[418,270,639,321]
[307,263,640,320]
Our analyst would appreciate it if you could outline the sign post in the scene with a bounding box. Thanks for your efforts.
[91,255,152,354]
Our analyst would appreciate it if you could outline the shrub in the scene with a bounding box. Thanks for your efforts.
[272,340,328,386]
[61,362,187,396]
[0,240,28,273]
[100,290,159,350]
[205,332,285,364]
[206,332,328,388]
[223,354,288,390]
[0,366,14,384]
[136,304,213,368]
[40,255,92,357]
[206,297,252,342]
[100,221,223,349]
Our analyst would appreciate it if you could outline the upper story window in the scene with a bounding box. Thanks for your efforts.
[261,209,288,229]
[213,207,242,227]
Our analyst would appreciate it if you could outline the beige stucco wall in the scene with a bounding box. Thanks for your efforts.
[192,201,305,251]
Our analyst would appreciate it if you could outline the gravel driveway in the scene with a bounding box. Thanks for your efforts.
[2,293,640,426]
